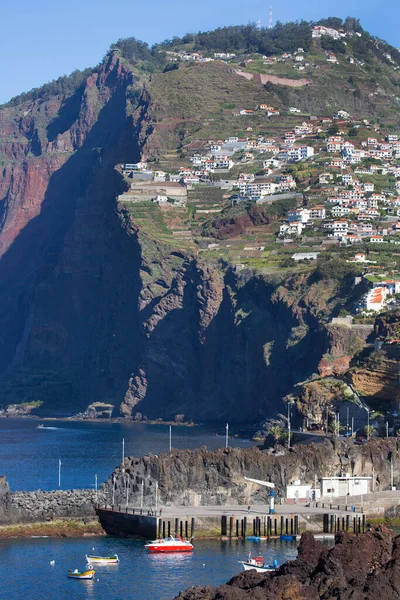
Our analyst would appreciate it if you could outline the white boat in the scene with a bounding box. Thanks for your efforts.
[239,555,278,573]
[145,536,193,553]
[85,553,119,564]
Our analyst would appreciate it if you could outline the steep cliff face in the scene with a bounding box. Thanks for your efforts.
[0,54,146,412]
[119,249,345,423]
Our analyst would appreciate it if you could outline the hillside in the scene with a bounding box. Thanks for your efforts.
[1,18,400,424]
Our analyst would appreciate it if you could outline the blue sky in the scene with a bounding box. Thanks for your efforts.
[1,0,399,104]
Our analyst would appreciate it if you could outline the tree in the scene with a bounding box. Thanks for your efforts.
[268,425,283,442]
[329,418,344,437]
[364,424,376,439]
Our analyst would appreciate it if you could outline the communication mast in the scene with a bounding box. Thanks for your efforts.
[268,5,273,29]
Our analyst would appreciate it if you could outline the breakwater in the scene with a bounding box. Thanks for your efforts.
[0,476,104,525]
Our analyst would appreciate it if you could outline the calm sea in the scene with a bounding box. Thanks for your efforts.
[0,419,306,600]
[0,536,303,600]
[0,418,254,492]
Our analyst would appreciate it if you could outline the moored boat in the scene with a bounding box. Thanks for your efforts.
[280,534,296,541]
[85,554,119,564]
[68,566,96,579]
[145,536,194,553]
[239,554,278,573]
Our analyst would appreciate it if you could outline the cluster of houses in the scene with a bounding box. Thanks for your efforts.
[274,122,400,247]
[311,25,362,40]
[121,105,400,261]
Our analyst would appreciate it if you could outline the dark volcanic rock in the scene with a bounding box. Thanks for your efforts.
[173,526,400,600]
[105,439,400,507]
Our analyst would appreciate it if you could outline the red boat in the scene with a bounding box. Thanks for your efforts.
[145,536,194,553]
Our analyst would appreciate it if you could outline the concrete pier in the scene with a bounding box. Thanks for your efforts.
[95,503,364,539]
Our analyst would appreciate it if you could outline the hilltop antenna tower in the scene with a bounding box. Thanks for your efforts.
[268,5,273,29]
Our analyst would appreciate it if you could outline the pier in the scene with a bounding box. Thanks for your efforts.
[95,503,366,539]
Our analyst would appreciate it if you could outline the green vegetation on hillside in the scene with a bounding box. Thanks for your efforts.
[2,68,96,108]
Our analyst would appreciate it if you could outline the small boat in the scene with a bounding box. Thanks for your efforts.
[67,566,96,580]
[145,536,194,553]
[280,534,296,541]
[246,535,267,542]
[239,554,278,573]
[86,553,119,564]
[37,424,44,429]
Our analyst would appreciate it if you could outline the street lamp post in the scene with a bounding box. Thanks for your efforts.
[288,403,291,449]
[367,409,370,441]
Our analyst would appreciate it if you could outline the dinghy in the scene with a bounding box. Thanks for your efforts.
[68,566,95,580]
[86,554,119,564]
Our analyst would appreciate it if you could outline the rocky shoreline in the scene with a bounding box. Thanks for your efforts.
[174,525,400,599]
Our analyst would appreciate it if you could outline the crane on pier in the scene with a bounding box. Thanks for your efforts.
[244,477,276,514]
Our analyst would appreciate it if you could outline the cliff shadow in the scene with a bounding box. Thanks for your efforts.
[0,72,145,412]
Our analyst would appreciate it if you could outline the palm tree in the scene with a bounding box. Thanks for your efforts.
[364,424,376,439]
[268,425,283,443]
[329,418,344,437]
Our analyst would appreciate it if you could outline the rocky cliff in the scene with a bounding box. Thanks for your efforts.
[174,526,400,600]
[0,49,379,423]
[0,53,356,422]
[103,439,400,507]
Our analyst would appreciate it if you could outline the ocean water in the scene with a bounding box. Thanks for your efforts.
[0,536,302,600]
[0,418,254,491]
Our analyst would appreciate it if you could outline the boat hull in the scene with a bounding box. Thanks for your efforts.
[146,545,193,553]
[68,570,95,580]
[86,554,119,564]
[241,562,275,573]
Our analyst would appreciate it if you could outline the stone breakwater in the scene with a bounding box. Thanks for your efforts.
[0,476,105,525]
[174,526,400,599]
[104,439,400,507]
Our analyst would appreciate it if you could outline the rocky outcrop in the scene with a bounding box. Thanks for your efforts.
[318,323,366,377]
[104,439,400,507]
[173,526,400,600]
[347,348,400,409]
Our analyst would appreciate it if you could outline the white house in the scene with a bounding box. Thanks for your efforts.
[321,476,372,498]
[364,286,387,311]
[332,205,350,217]
[309,206,326,219]
[286,482,320,503]
[363,182,375,192]
[288,209,310,223]
[292,252,320,261]
[279,222,304,236]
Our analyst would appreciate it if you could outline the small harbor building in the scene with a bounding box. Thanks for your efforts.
[321,476,372,498]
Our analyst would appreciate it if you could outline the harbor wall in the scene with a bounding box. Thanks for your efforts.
[0,478,105,525]
[95,506,157,538]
